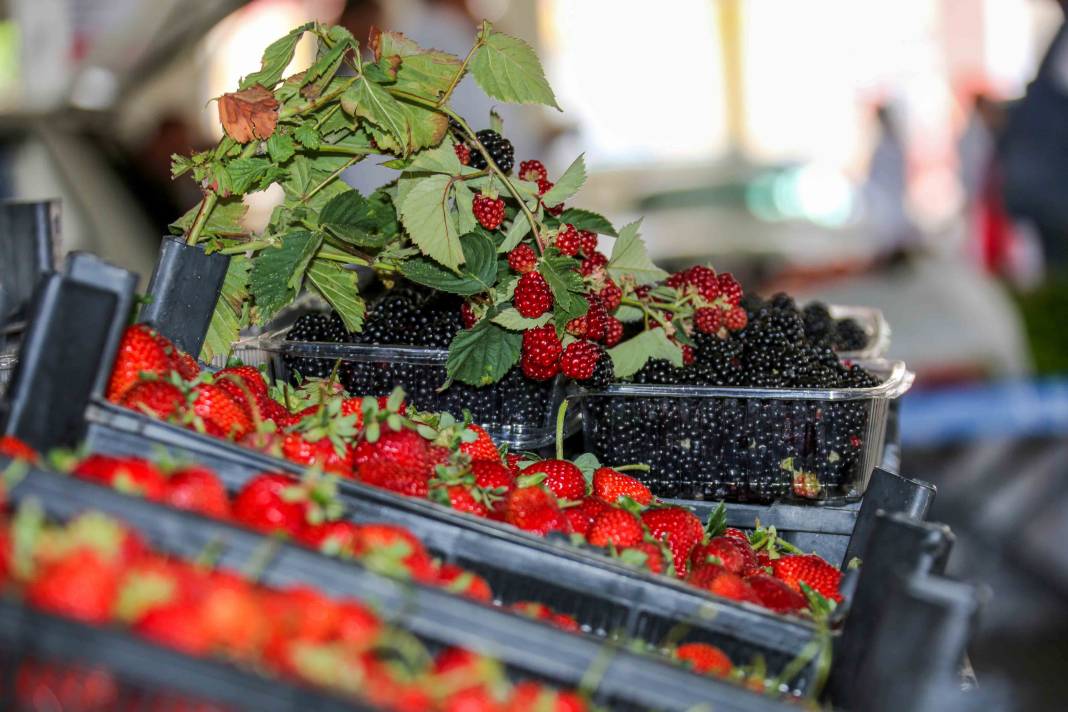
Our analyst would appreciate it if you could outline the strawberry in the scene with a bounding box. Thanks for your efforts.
[641,507,704,578]
[106,325,172,402]
[507,681,587,712]
[119,380,186,421]
[620,541,668,575]
[232,473,308,537]
[437,563,493,602]
[745,573,808,613]
[172,351,201,380]
[587,508,643,548]
[73,455,168,502]
[690,536,757,576]
[511,601,580,632]
[14,661,119,711]
[190,382,252,439]
[520,460,585,500]
[359,459,431,498]
[687,565,761,605]
[435,484,490,518]
[505,452,524,475]
[352,523,436,582]
[0,435,37,462]
[199,574,269,659]
[471,460,514,499]
[674,642,733,676]
[563,496,610,537]
[504,486,570,536]
[442,687,503,712]
[298,520,361,556]
[26,549,121,623]
[770,554,843,602]
[459,424,499,462]
[281,433,354,476]
[592,468,652,506]
[723,527,750,546]
[134,600,212,655]
[354,428,448,476]
[163,465,230,518]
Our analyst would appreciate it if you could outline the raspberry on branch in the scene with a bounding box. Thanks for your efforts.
[519,159,548,182]
[513,272,553,318]
[507,243,538,274]
[472,192,505,230]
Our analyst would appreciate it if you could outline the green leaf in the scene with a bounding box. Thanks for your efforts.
[454,181,477,235]
[490,109,504,135]
[572,452,602,480]
[539,154,585,206]
[557,208,617,236]
[446,320,522,385]
[304,26,354,85]
[400,232,496,295]
[169,197,248,238]
[497,215,531,254]
[490,308,551,331]
[306,258,365,331]
[281,154,353,214]
[227,157,285,195]
[608,328,683,378]
[241,23,313,89]
[396,101,450,151]
[294,124,321,150]
[607,220,669,286]
[319,189,398,248]
[376,31,462,99]
[200,255,250,362]
[408,138,463,174]
[539,252,587,317]
[613,304,644,322]
[469,22,560,109]
[267,132,296,163]
[341,78,410,154]
[704,502,727,538]
[398,173,463,270]
[249,231,321,321]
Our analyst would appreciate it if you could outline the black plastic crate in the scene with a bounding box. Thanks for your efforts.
[3,459,798,712]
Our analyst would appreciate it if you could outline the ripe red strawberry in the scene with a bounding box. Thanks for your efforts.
[507,681,587,712]
[459,424,498,462]
[588,508,643,548]
[507,243,538,274]
[554,224,580,256]
[299,520,362,556]
[521,459,585,500]
[120,379,186,420]
[74,455,168,501]
[190,382,252,439]
[563,496,610,537]
[437,563,493,602]
[641,507,704,577]
[746,573,808,613]
[675,642,733,676]
[504,486,570,536]
[354,428,447,476]
[106,324,172,402]
[470,460,514,516]
[511,601,580,632]
[559,340,601,381]
[770,554,842,602]
[352,523,436,582]
[688,565,762,604]
[134,601,211,655]
[724,527,750,545]
[0,435,37,462]
[592,468,652,506]
[359,459,431,498]
[14,661,119,711]
[690,536,758,576]
[281,433,354,477]
[26,549,120,623]
[438,484,490,518]
[519,159,548,182]
[232,473,308,537]
[454,142,471,165]
[577,230,598,256]
[164,465,230,518]
[216,365,270,415]
[473,193,505,230]
[172,351,201,380]
[621,541,668,575]
[199,575,269,658]
[513,272,553,318]
[724,305,748,332]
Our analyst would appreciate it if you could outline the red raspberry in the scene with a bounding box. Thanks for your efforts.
[507,243,538,274]
[473,193,505,230]
[547,203,564,217]
[602,317,623,347]
[560,340,601,380]
[580,252,608,276]
[460,302,477,329]
[634,285,651,299]
[717,273,742,306]
[694,307,724,334]
[454,143,471,166]
[599,280,622,312]
[513,272,553,318]
[681,344,695,365]
[724,305,748,331]
[666,271,688,290]
[578,230,598,255]
[584,296,607,342]
[519,160,548,182]
[687,266,720,300]
[536,178,553,196]
[565,316,587,338]
[522,359,559,381]
[554,224,580,256]
[521,325,562,367]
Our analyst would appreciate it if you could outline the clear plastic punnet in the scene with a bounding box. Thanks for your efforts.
[827,304,891,359]
[235,330,577,449]
[572,360,913,505]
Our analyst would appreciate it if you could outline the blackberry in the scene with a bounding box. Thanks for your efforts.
[284,311,349,381]
[802,302,835,347]
[468,130,515,173]
[632,359,686,385]
[834,318,868,352]
[355,285,462,348]
[581,352,616,390]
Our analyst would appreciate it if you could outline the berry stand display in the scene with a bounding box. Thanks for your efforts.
[1,458,800,712]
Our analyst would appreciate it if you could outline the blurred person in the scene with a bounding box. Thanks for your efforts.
[863,103,915,252]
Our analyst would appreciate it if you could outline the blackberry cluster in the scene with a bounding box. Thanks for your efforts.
[584,292,882,503]
[352,286,463,349]
[467,130,515,173]
[283,312,349,380]
[798,300,870,353]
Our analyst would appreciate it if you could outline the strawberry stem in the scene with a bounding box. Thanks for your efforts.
[554,399,568,461]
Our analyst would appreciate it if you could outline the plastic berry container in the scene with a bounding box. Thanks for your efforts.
[235,331,578,450]
[0,349,16,398]
[572,359,914,505]
[826,304,891,359]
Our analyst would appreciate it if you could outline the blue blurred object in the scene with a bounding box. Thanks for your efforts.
[901,377,1068,446]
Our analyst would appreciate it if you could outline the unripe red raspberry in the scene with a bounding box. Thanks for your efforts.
[718,273,743,306]
[554,224,580,256]
[603,317,623,347]
[507,243,538,274]
[460,302,477,329]
[681,344,695,365]
[521,325,562,367]
[580,252,608,276]
[577,230,598,255]
[694,307,724,334]
[473,193,505,230]
[454,143,471,166]
[599,280,623,312]
[724,305,748,331]
[519,160,548,182]
[513,272,553,318]
[536,178,553,196]
[560,340,602,380]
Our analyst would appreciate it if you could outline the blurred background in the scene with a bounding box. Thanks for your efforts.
[0,0,1065,707]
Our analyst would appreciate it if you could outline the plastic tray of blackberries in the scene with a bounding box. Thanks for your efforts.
[238,289,578,450]
[822,303,891,360]
[3,461,809,710]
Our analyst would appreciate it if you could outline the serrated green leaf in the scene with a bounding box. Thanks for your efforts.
[400,232,495,295]
[396,101,450,151]
[304,26,354,85]
[539,252,587,317]
[454,181,477,235]
[169,197,249,238]
[490,308,551,331]
[608,328,683,378]
[572,452,602,480]
[240,23,313,89]
[557,208,617,236]
[342,78,411,154]
[613,304,644,322]
[281,154,353,214]
[199,255,250,362]
[306,258,365,331]
[294,124,321,150]
[469,22,560,109]
[227,157,285,195]
[539,154,585,206]
[249,231,321,321]
[408,138,462,174]
[267,132,296,163]
[398,173,463,270]
[376,31,462,99]
[497,216,531,253]
[446,320,522,385]
[490,109,504,134]
[607,220,669,286]
[319,189,398,248]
